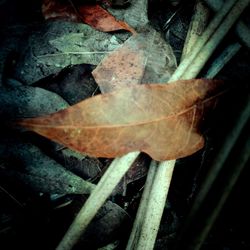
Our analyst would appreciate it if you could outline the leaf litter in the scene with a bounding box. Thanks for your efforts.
[0,2,137,247]
[0,0,240,249]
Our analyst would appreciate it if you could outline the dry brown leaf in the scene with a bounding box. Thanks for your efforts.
[42,0,135,33]
[92,35,147,93]
[17,79,224,161]
[78,4,136,34]
[92,32,177,93]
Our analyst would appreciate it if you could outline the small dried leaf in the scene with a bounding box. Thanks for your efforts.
[78,4,136,33]
[17,79,224,161]
[92,31,177,93]
[92,35,147,93]
[42,0,135,33]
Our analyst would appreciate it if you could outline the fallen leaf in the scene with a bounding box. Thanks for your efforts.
[92,31,177,93]
[49,31,122,55]
[14,21,120,84]
[42,0,80,22]
[107,0,149,29]
[78,4,136,33]
[55,148,103,180]
[17,79,224,161]
[42,0,135,33]
[92,35,147,93]
[18,21,128,85]
[140,29,177,83]
[34,64,98,105]
[0,142,95,194]
[0,85,68,119]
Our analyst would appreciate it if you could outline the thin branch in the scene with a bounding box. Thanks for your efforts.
[205,0,250,48]
[180,98,250,231]
[180,0,250,79]
[126,160,158,249]
[169,0,240,81]
[56,152,140,250]
[0,185,24,208]
[204,42,241,78]
[128,1,250,249]
[181,1,210,61]
[135,160,175,250]
[192,100,250,250]
[174,98,250,250]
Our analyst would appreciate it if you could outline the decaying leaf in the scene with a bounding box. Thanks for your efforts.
[92,34,147,93]
[0,85,69,119]
[107,0,149,29]
[140,29,177,83]
[78,4,136,33]
[92,31,177,93]
[0,142,95,194]
[34,64,98,106]
[17,79,224,161]
[26,22,129,85]
[14,21,124,84]
[42,0,134,33]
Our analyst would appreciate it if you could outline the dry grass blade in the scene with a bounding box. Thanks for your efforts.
[129,0,250,249]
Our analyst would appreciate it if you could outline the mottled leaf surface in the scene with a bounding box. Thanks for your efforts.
[92,35,147,93]
[17,79,224,161]
[92,31,177,93]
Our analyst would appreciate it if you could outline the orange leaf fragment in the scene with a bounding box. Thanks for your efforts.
[17,79,224,161]
[42,0,135,33]
[78,4,136,34]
